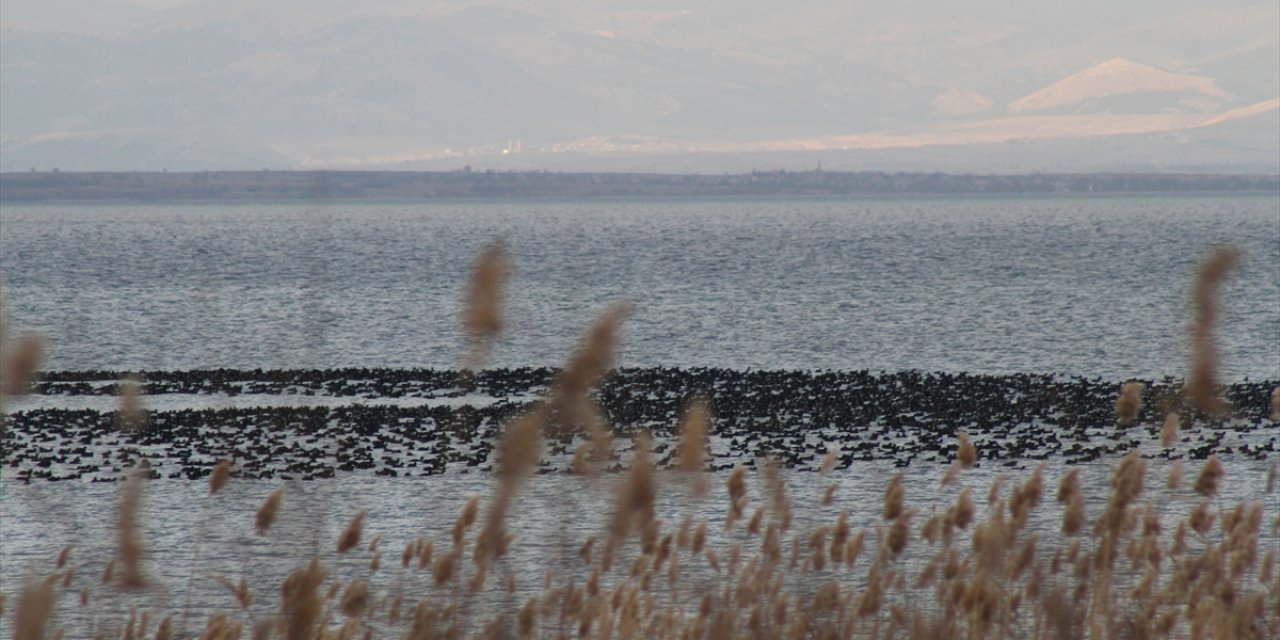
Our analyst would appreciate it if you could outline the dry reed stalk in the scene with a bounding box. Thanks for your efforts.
[725,465,748,528]
[452,495,481,546]
[1168,459,1184,489]
[1005,473,1040,542]
[13,575,56,640]
[1194,455,1225,497]
[1187,246,1240,415]
[549,302,630,471]
[950,488,975,531]
[940,463,961,488]
[1272,387,1280,422]
[433,550,459,584]
[518,598,537,638]
[401,540,416,568]
[1115,382,1144,425]
[604,432,657,569]
[747,507,765,535]
[117,466,147,589]
[255,488,283,535]
[1190,500,1214,535]
[819,446,839,476]
[957,431,977,469]
[822,484,837,506]
[883,474,905,521]
[762,458,793,531]
[0,333,42,396]
[118,376,146,429]
[1160,413,1181,448]
[281,557,326,640]
[55,544,73,569]
[477,406,545,565]
[155,615,173,640]
[208,459,232,495]
[214,576,252,609]
[417,539,434,569]
[675,397,709,474]
[462,241,508,371]
[569,443,592,475]
[337,511,366,554]
[340,580,370,618]
[1056,469,1080,504]
[887,513,912,557]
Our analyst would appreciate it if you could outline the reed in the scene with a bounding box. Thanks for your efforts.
[1115,382,1144,425]
[255,488,284,535]
[209,460,232,496]
[462,241,508,373]
[1187,245,1240,416]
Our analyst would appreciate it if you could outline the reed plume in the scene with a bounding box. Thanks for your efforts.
[549,302,631,470]
[462,240,508,371]
[256,488,284,535]
[819,446,839,476]
[118,376,146,430]
[726,465,748,527]
[340,580,370,618]
[214,576,252,609]
[337,511,366,554]
[209,459,232,495]
[1160,413,1180,448]
[1194,455,1225,497]
[477,405,545,565]
[883,473,905,521]
[1115,381,1144,425]
[1187,246,1240,415]
[605,432,657,569]
[55,544,72,569]
[956,431,976,469]
[281,557,326,640]
[0,333,42,396]
[675,397,710,473]
[13,575,56,640]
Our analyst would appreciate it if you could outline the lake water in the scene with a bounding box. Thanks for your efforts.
[1,195,1278,637]
[1,195,1277,378]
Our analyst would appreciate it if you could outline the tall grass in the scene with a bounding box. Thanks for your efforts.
[1,245,1277,639]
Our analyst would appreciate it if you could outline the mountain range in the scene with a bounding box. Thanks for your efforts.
[2,0,1276,173]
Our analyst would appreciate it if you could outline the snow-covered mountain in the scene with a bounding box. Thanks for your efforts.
[1,0,1276,172]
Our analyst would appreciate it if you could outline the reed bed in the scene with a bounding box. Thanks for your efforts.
[1,245,1277,640]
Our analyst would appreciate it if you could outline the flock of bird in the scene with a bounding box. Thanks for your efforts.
[3,367,1277,482]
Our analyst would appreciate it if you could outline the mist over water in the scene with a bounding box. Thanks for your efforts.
[2,195,1277,379]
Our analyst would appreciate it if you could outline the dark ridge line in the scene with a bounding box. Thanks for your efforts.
[2,169,1277,203]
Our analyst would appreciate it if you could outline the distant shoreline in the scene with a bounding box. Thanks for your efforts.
[2,169,1277,203]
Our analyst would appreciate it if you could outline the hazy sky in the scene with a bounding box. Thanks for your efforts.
[2,0,1276,172]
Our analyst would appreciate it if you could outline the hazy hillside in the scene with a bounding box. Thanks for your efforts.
[1,0,1276,172]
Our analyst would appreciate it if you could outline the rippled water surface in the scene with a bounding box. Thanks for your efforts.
[3,195,1278,378]
[2,196,1279,636]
